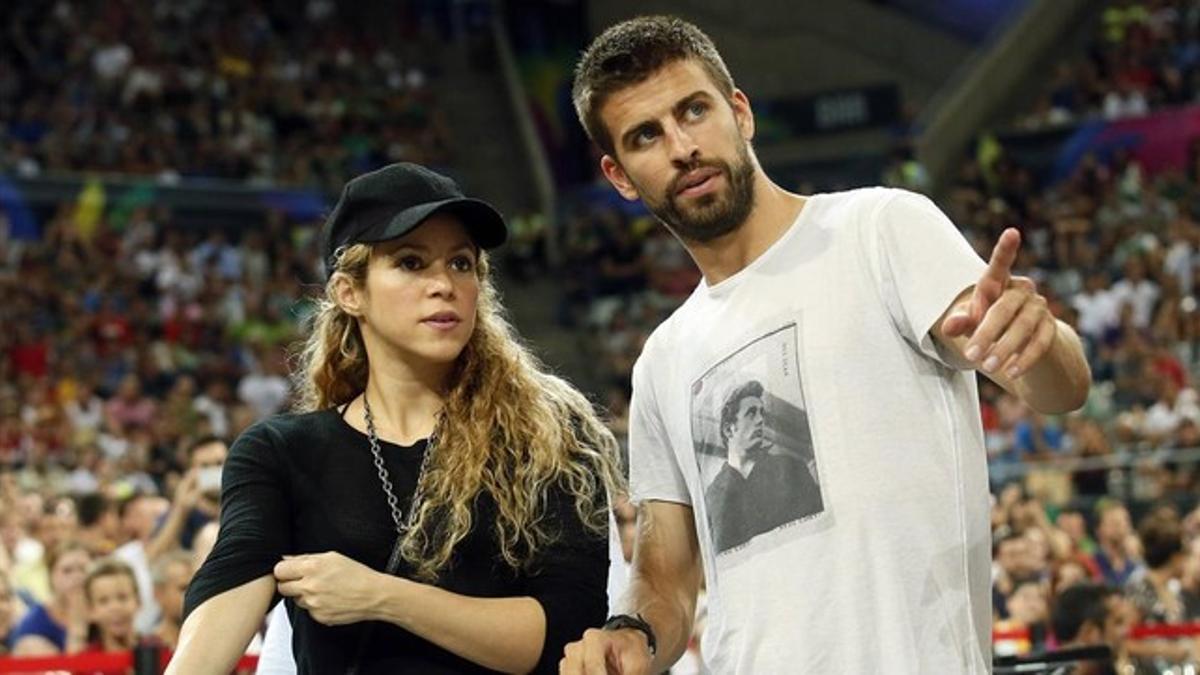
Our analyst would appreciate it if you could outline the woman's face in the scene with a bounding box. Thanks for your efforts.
[87,574,140,642]
[51,549,91,598]
[346,214,481,370]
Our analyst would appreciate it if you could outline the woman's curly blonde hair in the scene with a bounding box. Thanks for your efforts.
[293,243,625,580]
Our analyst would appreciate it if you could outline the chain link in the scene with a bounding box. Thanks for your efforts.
[363,395,435,535]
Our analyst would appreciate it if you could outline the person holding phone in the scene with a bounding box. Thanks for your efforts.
[167,163,625,674]
[173,436,228,550]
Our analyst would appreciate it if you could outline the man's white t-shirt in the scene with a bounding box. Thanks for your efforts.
[629,188,993,674]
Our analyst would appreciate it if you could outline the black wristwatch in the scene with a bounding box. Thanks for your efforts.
[602,613,657,656]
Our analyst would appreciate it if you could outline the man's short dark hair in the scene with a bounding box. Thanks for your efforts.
[719,380,764,447]
[76,493,112,528]
[572,15,735,156]
[1052,582,1113,644]
[116,491,147,521]
[1138,513,1183,570]
[187,434,227,459]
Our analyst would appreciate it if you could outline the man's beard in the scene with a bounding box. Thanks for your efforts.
[642,139,757,243]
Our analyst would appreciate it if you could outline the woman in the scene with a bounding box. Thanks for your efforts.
[169,163,623,674]
[10,540,91,655]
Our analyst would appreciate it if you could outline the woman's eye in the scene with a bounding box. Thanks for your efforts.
[397,255,423,271]
[451,256,476,272]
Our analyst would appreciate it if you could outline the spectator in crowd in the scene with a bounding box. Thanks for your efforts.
[1051,582,1133,675]
[1123,512,1198,670]
[150,551,194,651]
[996,577,1052,654]
[79,558,141,656]
[1093,500,1144,588]
[161,436,227,551]
[75,493,120,557]
[10,540,91,656]
[114,481,198,635]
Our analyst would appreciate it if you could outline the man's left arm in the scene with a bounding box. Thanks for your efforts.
[933,228,1091,415]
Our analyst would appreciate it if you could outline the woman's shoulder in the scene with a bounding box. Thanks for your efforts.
[229,408,340,455]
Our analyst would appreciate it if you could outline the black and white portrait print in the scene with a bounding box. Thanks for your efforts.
[690,324,823,554]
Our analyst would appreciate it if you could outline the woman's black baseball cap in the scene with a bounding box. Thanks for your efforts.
[319,163,507,275]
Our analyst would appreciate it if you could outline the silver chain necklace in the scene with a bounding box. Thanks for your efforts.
[363,395,435,535]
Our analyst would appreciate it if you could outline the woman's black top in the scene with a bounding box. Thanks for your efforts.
[183,408,609,674]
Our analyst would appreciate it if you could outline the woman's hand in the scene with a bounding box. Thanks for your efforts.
[274,552,386,626]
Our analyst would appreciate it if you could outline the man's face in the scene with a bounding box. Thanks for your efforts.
[154,560,193,624]
[190,441,228,471]
[1101,596,1132,650]
[998,537,1032,575]
[726,395,768,457]
[597,59,757,243]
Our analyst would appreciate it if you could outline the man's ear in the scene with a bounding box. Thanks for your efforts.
[731,89,755,141]
[600,155,641,201]
[331,272,364,318]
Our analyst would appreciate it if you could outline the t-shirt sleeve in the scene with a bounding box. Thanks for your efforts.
[183,419,292,618]
[524,478,610,674]
[628,353,691,506]
[868,189,988,368]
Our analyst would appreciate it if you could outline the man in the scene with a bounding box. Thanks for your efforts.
[1049,583,1131,675]
[151,551,195,649]
[705,380,821,552]
[559,15,1090,674]
[161,436,227,550]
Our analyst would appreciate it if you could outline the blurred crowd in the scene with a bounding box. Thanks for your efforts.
[0,0,450,193]
[6,0,1200,670]
[990,489,1200,671]
[0,200,319,657]
[1022,0,1200,128]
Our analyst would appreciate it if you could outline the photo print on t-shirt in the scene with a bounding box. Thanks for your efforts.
[690,323,823,555]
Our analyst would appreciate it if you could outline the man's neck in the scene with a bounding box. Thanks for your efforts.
[728,449,761,478]
[686,175,807,286]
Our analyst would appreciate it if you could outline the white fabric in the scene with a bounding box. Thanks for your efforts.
[1142,387,1200,438]
[1072,289,1121,339]
[628,188,992,673]
[238,374,290,420]
[1163,240,1193,295]
[1109,278,1160,328]
[257,602,297,674]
